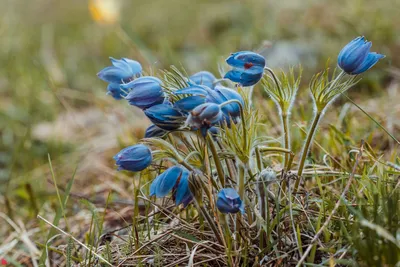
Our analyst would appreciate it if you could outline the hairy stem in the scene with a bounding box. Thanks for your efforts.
[282,113,290,168]
[207,134,225,187]
[295,111,323,192]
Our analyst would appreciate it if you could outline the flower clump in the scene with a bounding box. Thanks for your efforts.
[97,36,384,237]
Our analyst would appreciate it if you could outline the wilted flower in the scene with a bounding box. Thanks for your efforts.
[338,36,385,75]
[106,83,127,100]
[97,57,142,84]
[113,144,152,172]
[224,51,265,86]
[145,124,168,138]
[216,188,244,214]
[150,165,193,206]
[123,77,164,109]
[144,103,186,130]
[189,71,216,89]
[186,103,223,136]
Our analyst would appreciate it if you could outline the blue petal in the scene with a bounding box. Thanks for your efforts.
[155,166,183,197]
[338,37,372,74]
[97,66,133,83]
[174,86,209,96]
[189,71,216,89]
[145,124,168,138]
[351,52,385,74]
[174,170,191,205]
[226,51,266,69]
[106,83,127,100]
[122,58,142,75]
[174,95,206,112]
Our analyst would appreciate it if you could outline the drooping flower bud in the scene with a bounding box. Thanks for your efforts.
[113,144,152,172]
[144,103,186,131]
[123,77,164,109]
[338,36,385,75]
[216,188,244,214]
[97,57,142,84]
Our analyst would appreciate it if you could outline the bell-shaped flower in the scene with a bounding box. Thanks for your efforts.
[189,71,216,89]
[123,77,164,109]
[186,103,223,136]
[144,103,186,131]
[216,188,245,214]
[113,144,152,172]
[224,51,265,86]
[338,36,385,75]
[150,165,192,206]
[207,85,244,120]
[97,57,142,84]
[144,124,168,138]
[106,83,128,100]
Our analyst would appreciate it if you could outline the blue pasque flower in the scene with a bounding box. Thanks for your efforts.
[123,77,164,109]
[106,83,128,100]
[189,71,216,89]
[98,57,142,84]
[174,95,206,113]
[144,103,186,131]
[186,103,223,136]
[113,144,152,172]
[216,188,245,214]
[150,165,192,207]
[338,36,385,75]
[224,51,265,86]
[145,124,168,138]
[207,85,244,120]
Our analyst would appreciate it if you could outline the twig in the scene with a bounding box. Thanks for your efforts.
[296,140,364,266]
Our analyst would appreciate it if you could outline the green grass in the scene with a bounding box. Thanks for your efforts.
[0,0,399,266]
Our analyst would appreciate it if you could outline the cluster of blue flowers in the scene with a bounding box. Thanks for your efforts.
[99,36,384,215]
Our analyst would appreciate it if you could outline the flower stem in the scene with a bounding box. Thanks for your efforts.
[294,111,323,192]
[282,113,290,168]
[207,134,225,187]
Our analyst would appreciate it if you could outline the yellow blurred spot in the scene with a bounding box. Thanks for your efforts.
[89,0,121,24]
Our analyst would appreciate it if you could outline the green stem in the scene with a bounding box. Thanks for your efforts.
[207,134,225,187]
[282,113,290,168]
[294,111,323,192]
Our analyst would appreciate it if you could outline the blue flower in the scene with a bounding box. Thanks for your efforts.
[224,51,265,86]
[145,124,168,138]
[207,85,244,120]
[106,83,128,100]
[216,188,244,214]
[174,95,206,113]
[150,165,193,206]
[144,103,186,131]
[338,36,385,75]
[123,77,164,109]
[186,103,223,136]
[97,57,142,84]
[113,144,152,172]
[189,71,216,89]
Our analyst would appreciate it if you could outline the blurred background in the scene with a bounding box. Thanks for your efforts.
[0,0,399,260]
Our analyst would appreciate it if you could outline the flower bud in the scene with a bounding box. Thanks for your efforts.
[97,57,142,84]
[123,77,164,109]
[113,144,152,172]
[338,36,384,75]
[144,103,186,131]
[216,188,244,214]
